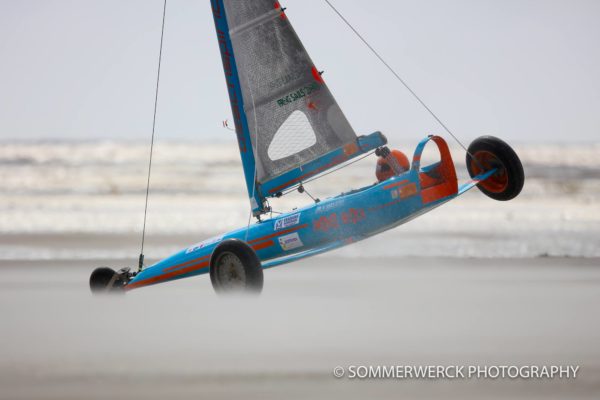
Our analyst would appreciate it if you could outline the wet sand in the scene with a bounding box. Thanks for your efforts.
[1,255,599,399]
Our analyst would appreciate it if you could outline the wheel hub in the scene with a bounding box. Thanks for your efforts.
[471,150,509,193]
[217,252,246,289]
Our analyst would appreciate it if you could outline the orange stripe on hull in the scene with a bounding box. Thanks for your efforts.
[126,261,210,291]
[383,179,409,190]
[248,224,308,244]
[252,239,275,251]
[164,238,275,275]
[163,255,210,272]
[421,182,457,204]
[128,224,303,291]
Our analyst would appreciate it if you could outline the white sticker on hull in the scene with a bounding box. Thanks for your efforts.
[274,213,301,231]
[186,236,223,254]
[315,199,344,214]
[278,233,303,251]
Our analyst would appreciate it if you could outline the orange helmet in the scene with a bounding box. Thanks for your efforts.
[376,149,410,182]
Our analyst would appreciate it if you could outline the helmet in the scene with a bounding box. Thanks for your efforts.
[376,149,410,182]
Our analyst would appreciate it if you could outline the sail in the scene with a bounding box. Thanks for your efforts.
[211,0,385,214]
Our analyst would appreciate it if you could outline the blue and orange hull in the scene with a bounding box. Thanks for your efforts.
[125,135,493,291]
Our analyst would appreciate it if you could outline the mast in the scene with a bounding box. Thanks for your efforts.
[211,0,265,215]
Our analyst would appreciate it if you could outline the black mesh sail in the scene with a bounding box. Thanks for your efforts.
[222,0,358,184]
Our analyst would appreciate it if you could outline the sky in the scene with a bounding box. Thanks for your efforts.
[0,0,599,144]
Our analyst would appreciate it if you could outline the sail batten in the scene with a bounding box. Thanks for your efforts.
[229,8,281,37]
[242,76,319,114]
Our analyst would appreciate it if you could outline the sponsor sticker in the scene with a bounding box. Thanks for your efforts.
[278,233,304,251]
[313,213,339,232]
[276,82,320,107]
[400,183,417,198]
[274,213,301,231]
[186,236,223,254]
[316,199,344,214]
[341,208,365,225]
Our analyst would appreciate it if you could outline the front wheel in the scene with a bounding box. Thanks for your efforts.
[210,239,263,294]
[466,136,524,201]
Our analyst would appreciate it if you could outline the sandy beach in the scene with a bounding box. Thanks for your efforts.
[1,142,599,398]
[1,254,599,399]
[2,0,600,396]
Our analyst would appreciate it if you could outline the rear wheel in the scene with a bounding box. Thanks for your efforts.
[466,136,524,201]
[89,267,126,294]
[210,239,263,294]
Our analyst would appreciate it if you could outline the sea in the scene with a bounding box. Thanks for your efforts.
[0,140,599,261]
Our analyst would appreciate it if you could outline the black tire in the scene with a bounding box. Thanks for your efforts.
[466,136,524,201]
[210,239,263,294]
[89,267,124,294]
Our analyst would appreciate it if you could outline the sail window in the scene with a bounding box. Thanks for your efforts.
[267,110,316,161]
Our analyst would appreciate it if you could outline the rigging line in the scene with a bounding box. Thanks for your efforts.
[323,0,472,156]
[303,150,375,185]
[139,0,167,272]
[279,150,376,197]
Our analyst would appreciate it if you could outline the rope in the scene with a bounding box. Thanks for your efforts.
[279,150,376,197]
[138,0,167,273]
[323,0,473,157]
